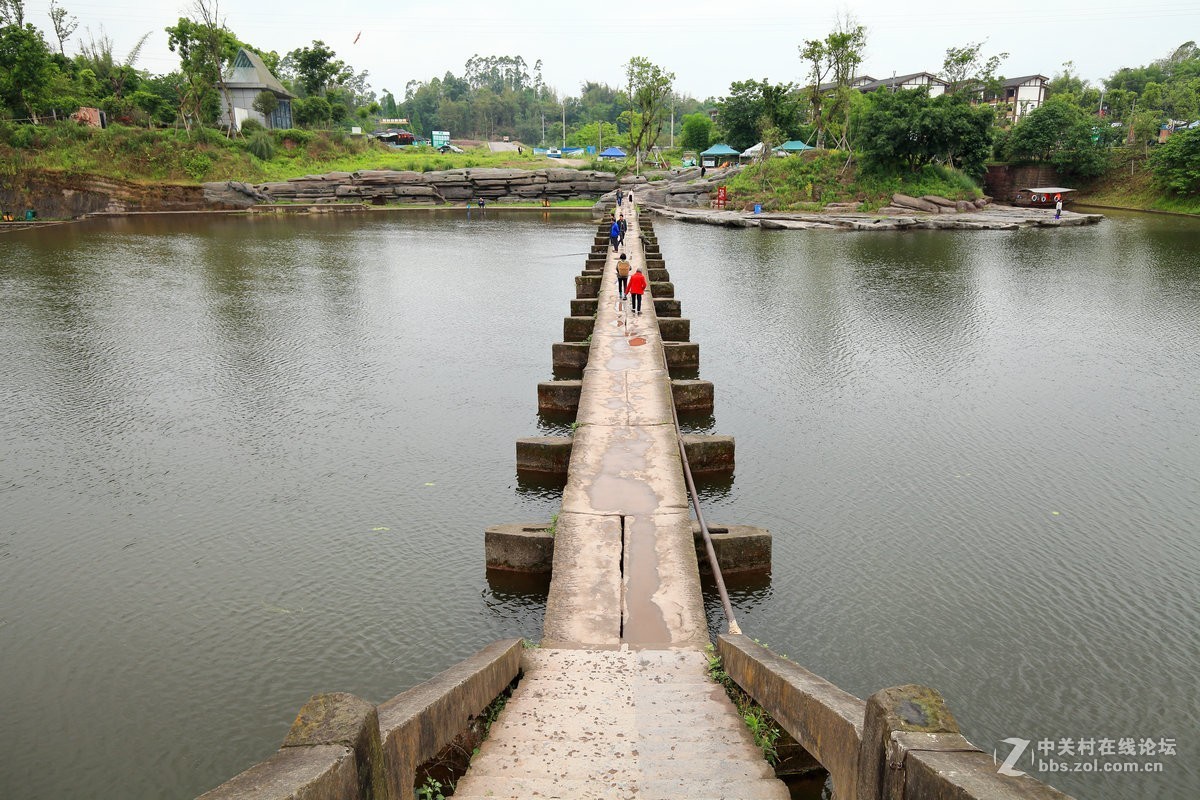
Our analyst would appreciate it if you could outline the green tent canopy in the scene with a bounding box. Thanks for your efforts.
[777,140,814,152]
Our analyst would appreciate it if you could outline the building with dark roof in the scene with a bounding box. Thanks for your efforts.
[219,48,296,131]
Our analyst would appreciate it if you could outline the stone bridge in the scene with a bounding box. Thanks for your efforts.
[200,206,1075,800]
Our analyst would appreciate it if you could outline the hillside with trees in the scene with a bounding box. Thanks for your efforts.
[1,0,1198,211]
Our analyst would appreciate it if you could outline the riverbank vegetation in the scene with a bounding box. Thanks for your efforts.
[2,0,1198,209]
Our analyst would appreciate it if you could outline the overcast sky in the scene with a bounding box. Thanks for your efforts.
[21,0,1200,101]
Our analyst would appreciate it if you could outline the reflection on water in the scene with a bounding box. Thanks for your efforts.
[660,211,1200,800]
[2,208,1198,800]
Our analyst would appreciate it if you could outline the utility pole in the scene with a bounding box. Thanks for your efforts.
[670,104,674,148]
[562,101,566,149]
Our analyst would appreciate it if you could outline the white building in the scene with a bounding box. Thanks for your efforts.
[999,75,1049,122]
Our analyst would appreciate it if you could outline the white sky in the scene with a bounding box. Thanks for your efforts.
[20,0,1200,101]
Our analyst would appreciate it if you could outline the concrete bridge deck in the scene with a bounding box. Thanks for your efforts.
[454,204,787,799]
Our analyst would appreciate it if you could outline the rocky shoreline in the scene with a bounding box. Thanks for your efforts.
[3,166,1103,231]
[643,202,1103,231]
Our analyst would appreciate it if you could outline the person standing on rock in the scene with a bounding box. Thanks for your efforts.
[616,253,632,301]
[626,266,647,316]
[610,217,621,251]
[617,214,627,248]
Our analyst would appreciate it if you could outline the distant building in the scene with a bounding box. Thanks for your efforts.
[858,72,949,96]
[219,48,295,131]
[999,75,1049,122]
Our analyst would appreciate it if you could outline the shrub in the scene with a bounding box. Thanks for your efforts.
[274,128,312,147]
[247,131,275,161]
[182,151,214,181]
[240,118,264,134]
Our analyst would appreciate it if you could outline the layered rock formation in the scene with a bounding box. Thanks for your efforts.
[257,168,619,204]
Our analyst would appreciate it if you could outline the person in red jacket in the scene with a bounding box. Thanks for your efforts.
[626,266,648,315]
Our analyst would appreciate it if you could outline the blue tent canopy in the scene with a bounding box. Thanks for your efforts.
[700,143,740,156]
[599,146,626,158]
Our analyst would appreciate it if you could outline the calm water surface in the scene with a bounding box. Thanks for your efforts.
[1,209,1197,799]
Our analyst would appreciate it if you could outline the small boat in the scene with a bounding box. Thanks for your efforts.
[1014,187,1074,208]
[546,148,562,158]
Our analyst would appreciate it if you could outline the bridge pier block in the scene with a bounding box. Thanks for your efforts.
[552,342,589,370]
[680,434,734,472]
[663,341,699,371]
[654,298,681,317]
[538,380,581,414]
[516,436,573,473]
[574,274,600,298]
[571,298,598,316]
[563,316,595,342]
[659,318,691,342]
[650,281,674,298]
[647,268,671,282]
[672,379,713,412]
[485,523,555,572]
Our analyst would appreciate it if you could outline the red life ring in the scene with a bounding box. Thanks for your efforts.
[1054,193,1062,202]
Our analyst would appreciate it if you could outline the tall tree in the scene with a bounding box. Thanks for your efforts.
[942,41,1008,96]
[624,56,674,173]
[800,21,866,149]
[165,3,239,130]
[679,112,713,151]
[0,0,24,26]
[0,22,53,119]
[283,40,347,97]
[47,0,76,56]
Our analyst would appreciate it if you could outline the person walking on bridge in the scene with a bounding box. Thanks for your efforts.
[626,266,647,316]
[609,217,621,251]
[616,253,632,300]
[617,214,627,248]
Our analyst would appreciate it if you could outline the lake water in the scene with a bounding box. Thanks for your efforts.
[1,208,1196,799]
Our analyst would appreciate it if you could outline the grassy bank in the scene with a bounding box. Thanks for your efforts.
[0,122,565,184]
[1075,150,1200,216]
[722,151,982,212]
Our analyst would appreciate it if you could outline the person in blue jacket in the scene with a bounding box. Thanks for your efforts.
[609,217,620,251]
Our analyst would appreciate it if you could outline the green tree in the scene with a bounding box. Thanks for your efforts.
[47,0,77,56]
[800,21,866,149]
[854,88,993,174]
[0,0,24,26]
[0,23,54,119]
[942,41,1008,96]
[624,56,674,173]
[293,94,331,127]
[283,40,347,96]
[251,89,278,126]
[165,6,239,130]
[679,112,713,151]
[1150,127,1200,194]
[1006,96,1109,177]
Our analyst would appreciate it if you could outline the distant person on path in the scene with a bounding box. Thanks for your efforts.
[617,214,627,247]
[478,198,486,212]
[616,188,623,208]
[627,266,647,316]
[609,217,620,251]
[1054,193,1062,219]
[616,253,632,300]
